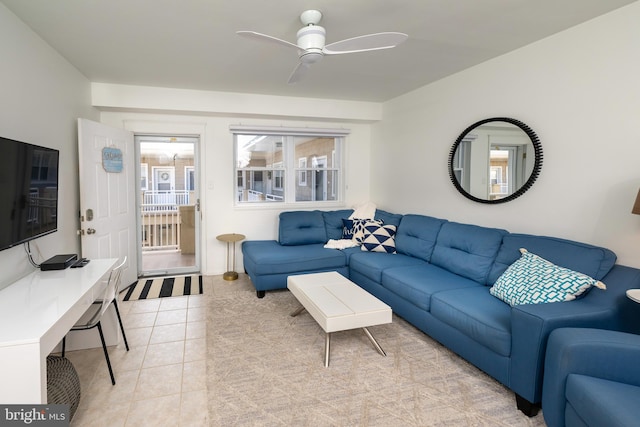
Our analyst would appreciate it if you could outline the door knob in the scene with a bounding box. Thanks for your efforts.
[86,228,96,235]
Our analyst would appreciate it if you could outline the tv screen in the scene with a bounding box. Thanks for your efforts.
[0,136,59,251]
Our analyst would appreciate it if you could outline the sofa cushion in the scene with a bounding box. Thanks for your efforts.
[488,234,617,284]
[322,209,354,240]
[375,209,403,227]
[566,374,640,427]
[431,287,512,357]
[490,249,607,306]
[395,214,447,262]
[242,241,346,275]
[278,211,327,245]
[349,251,426,284]
[382,264,481,311]
[430,222,508,285]
[361,223,397,253]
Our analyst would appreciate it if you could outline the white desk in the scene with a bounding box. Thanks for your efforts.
[0,258,117,404]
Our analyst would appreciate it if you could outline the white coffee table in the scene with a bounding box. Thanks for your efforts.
[287,271,392,367]
[627,289,640,303]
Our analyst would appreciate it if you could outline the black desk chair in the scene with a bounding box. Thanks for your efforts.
[62,257,129,385]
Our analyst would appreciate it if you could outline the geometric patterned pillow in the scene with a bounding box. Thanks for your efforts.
[361,222,397,254]
[342,218,383,244]
[489,248,606,306]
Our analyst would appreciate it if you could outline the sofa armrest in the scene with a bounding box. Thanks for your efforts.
[541,328,640,427]
[507,264,640,404]
[508,296,620,404]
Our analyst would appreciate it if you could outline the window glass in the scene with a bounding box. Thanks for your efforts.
[140,163,149,190]
[235,133,341,205]
[293,137,338,202]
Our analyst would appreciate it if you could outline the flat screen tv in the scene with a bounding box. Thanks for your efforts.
[0,136,59,251]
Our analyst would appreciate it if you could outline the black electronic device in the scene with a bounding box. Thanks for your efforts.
[70,258,90,268]
[40,254,78,271]
[0,136,60,252]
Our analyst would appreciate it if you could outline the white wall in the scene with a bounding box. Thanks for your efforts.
[374,2,640,267]
[0,4,98,288]
[99,110,374,275]
[2,1,635,288]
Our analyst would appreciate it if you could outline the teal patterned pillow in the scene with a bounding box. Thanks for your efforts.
[490,248,606,306]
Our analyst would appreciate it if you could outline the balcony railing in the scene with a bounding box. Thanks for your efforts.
[238,189,284,202]
[142,190,191,211]
[140,191,194,252]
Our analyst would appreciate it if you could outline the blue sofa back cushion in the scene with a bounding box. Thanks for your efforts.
[278,210,327,245]
[322,209,354,240]
[487,234,617,284]
[431,222,508,285]
[395,214,447,262]
[375,209,403,227]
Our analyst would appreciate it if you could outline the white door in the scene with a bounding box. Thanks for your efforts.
[78,118,137,287]
[137,135,201,276]
[153,167,176,192]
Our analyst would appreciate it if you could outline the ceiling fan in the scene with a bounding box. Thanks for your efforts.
[237,9,408,84]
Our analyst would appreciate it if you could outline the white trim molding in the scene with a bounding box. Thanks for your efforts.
[229,124,350,137]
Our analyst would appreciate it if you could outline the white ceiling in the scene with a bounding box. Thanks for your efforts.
[2,0,635,102]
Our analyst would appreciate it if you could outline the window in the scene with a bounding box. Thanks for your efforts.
[140,163,149,190]
[185,166,195,191]
[490,147,514,196]
[273,162,284,190]
[232,127,348,205]
[298,158,307,186]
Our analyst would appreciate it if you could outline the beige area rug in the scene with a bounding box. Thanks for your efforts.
[206,275,547,426]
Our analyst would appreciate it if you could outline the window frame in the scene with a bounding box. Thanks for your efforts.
[231,125,349,208]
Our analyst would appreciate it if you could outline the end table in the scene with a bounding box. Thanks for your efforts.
[217,233,245,281]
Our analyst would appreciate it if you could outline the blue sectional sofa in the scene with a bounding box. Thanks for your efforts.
[241,209,640,415]
[542,328,640,427]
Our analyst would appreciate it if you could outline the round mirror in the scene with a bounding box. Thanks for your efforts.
[448,117,543,204]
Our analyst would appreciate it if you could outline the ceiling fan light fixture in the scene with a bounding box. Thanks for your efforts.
[296,25,326,50]
[237,9,408,84]
[300,9,322,26]
[299,50,323,64]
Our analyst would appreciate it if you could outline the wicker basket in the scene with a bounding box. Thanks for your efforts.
[46,355,81,420]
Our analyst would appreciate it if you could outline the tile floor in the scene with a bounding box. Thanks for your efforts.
[141,250,195,272]
[64,283,209,426]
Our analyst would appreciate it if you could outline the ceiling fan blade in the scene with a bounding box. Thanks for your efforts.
[236,31,299,51]
[323,32,408,55]
[287,62,311,84]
